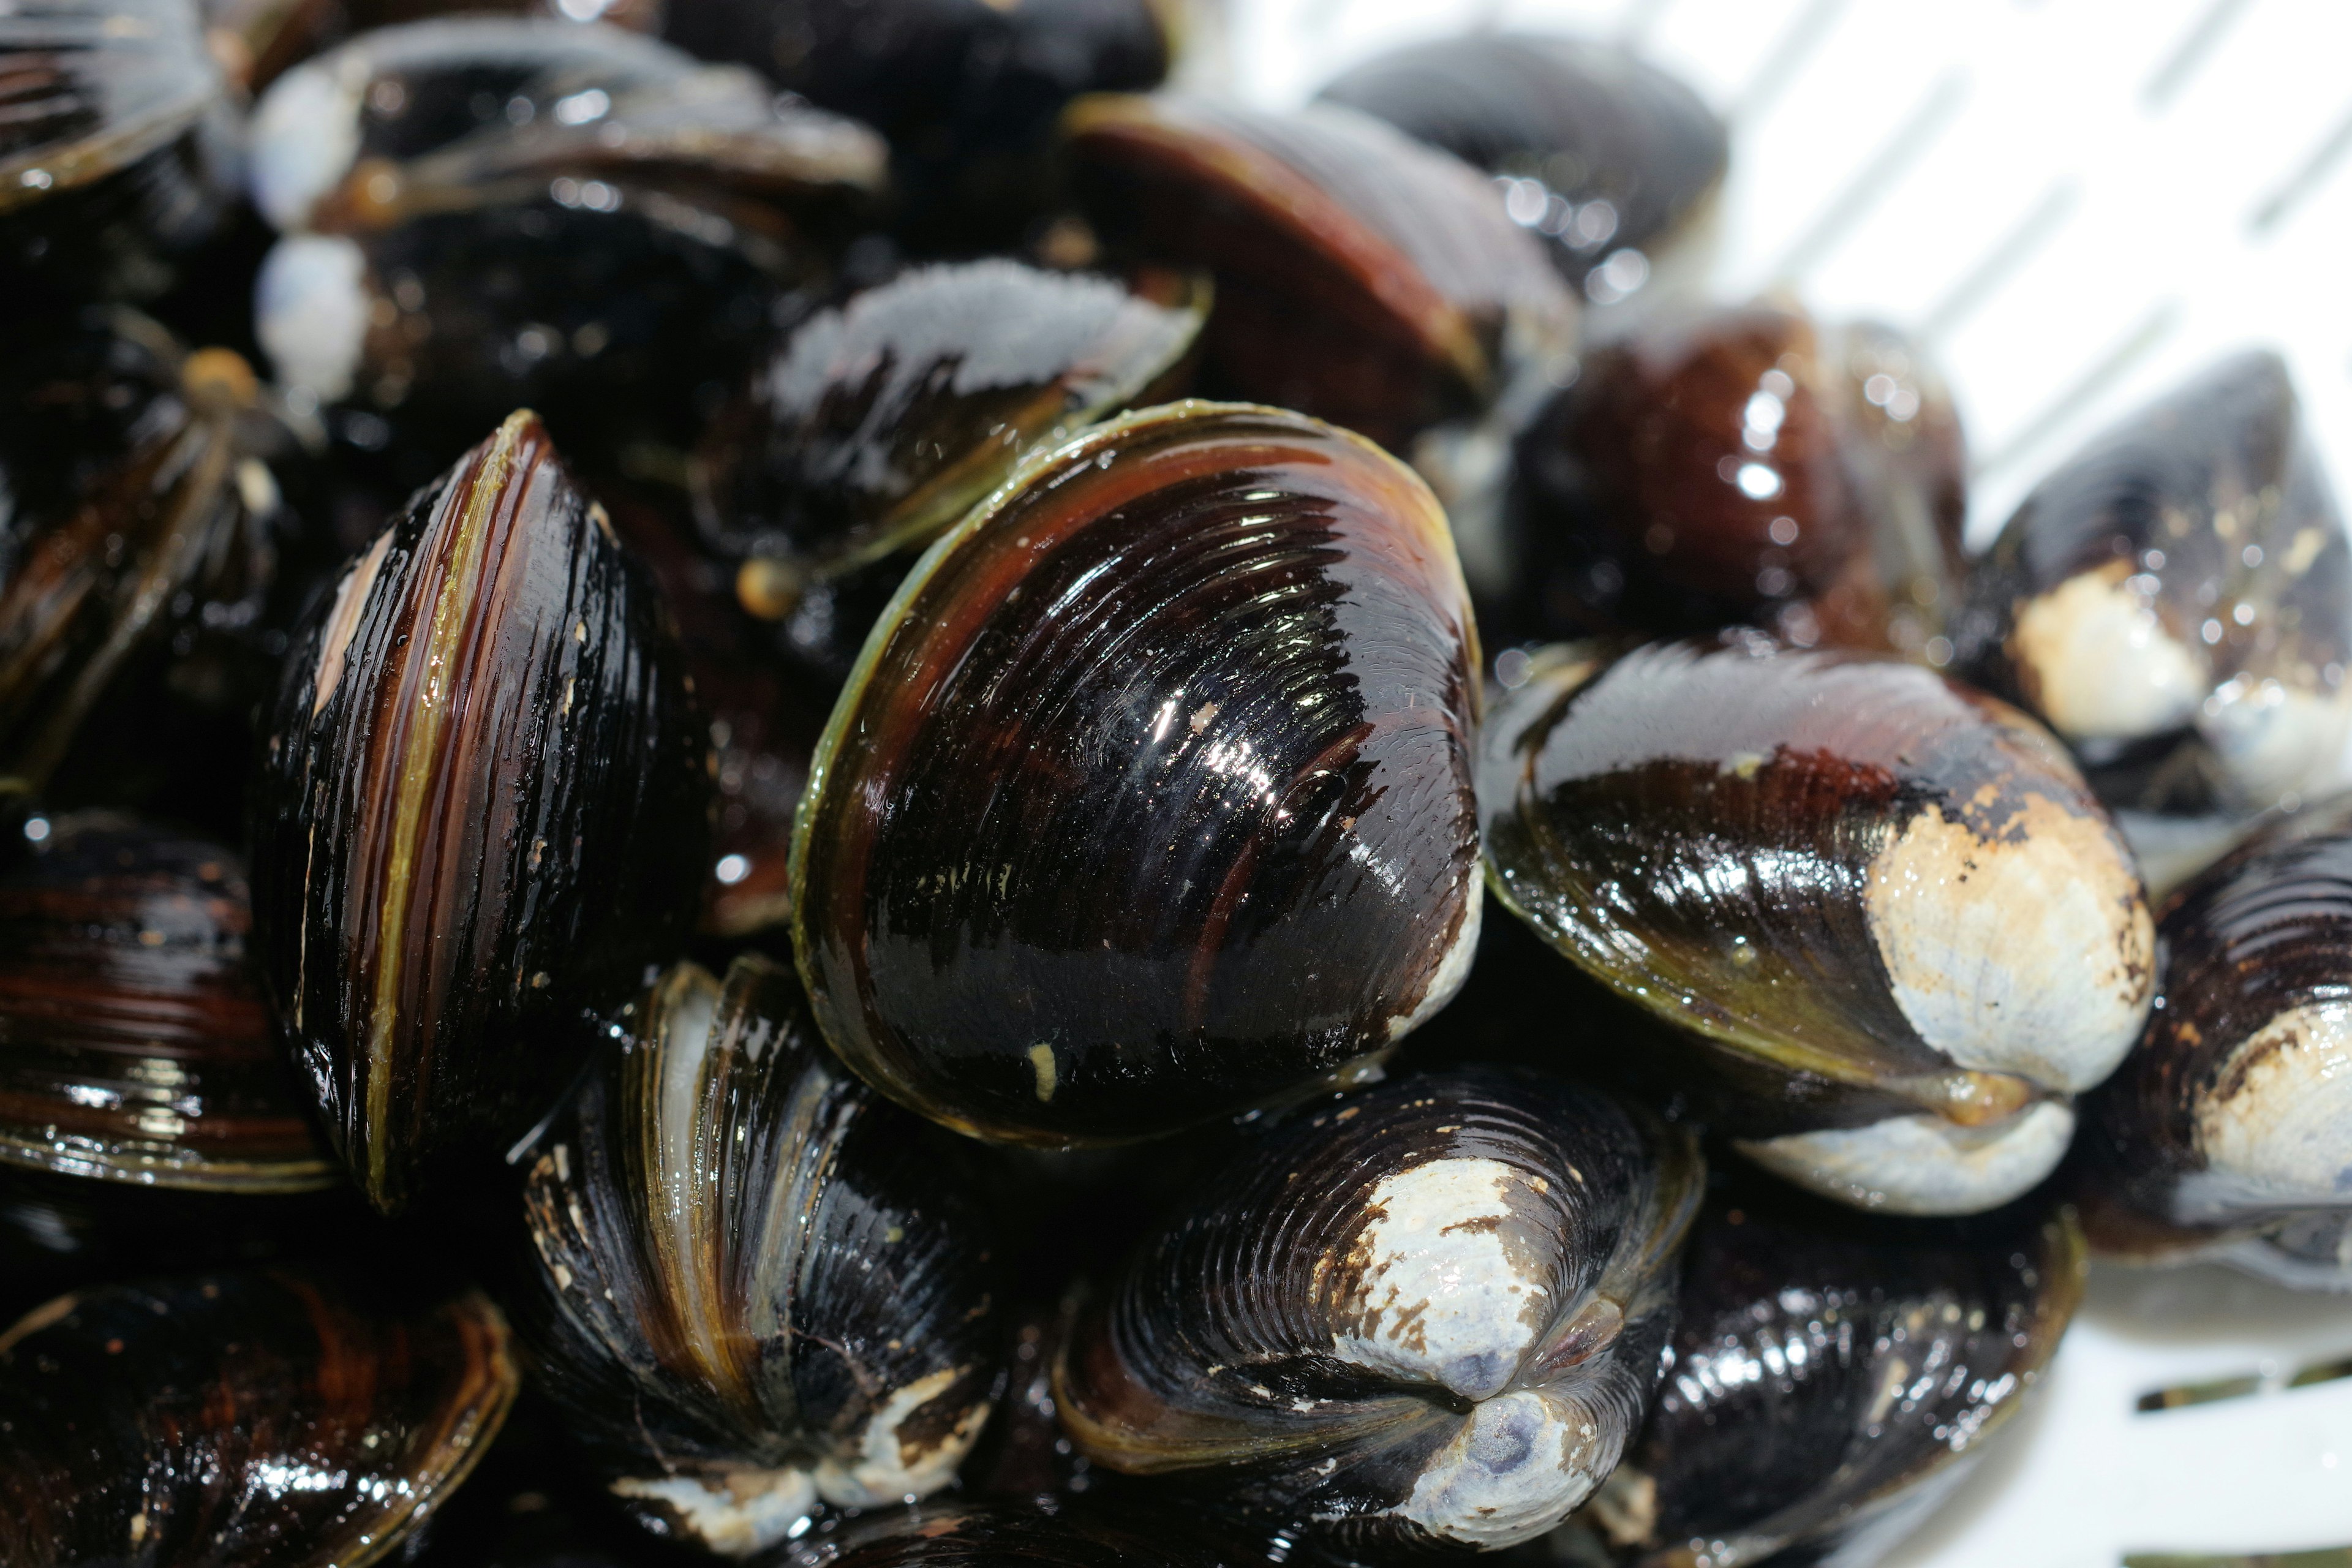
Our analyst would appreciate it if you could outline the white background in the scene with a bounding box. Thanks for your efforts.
[1202,2,2352,1561]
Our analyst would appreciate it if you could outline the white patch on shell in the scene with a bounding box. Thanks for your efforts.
[813,1365,990,1508]
[1394,1386,1604,1549]
[309,527,395,717]
[255,235,371,403]
[2200,678,2352,807]
[2009,563,2204,741]
[2195,1001,2352,1206]
[611,1468,816,1558]
[1736,1101,2076,1216]
[246,56,364,230]
[1388,881,1482,1043]
[1865,795,2152,1092]
[1332,1155,1544,1402]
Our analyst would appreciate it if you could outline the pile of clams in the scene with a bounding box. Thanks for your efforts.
[0,5,2343,1566]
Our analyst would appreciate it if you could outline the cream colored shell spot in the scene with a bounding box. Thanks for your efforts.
[814,1364,992,1508]
[1738,1101,2077,1216]
[2196,1001,2352,1205]
[1331,1154,1546,1402]
[610,1467,818,1558]
[1865,794,2152,1092]
[1393,1386,1607,1548]
[2009,561,2203,741]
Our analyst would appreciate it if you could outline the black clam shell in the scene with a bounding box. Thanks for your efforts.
[2080,791,2352,1286]
[1479,636,2153,1215]
[791,401,1483,1147]
[512,954,1003,1557]
[250,410,709,1215]
[784,1499,1275,1567]
[1055,1067,1702,1559]
[0,1265,518,1567]
[1314,32,1727,295]
[1567,1178,2082,1567]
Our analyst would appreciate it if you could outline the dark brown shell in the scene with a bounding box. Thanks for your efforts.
[0,1265,518,1567]
[1313,32,1727,296]
[787,1501,1273,1567]
[1054,1068,1702,1558]
[1956,351,2351,890]
[1508,304,1965,655]
[0,0,236,303]
[1480,636,2153,1215]
[791,401,1483,1147]
[1063,94,1577,450]
[249,410,709,1215]
[0,813,334,1193]
[513,954,1003,1556]
[2079,791,2352,1287]
[1564,1179,2082,1567]
[693,258,1207,682]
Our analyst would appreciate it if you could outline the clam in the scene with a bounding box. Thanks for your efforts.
[246,18,886,235]
[1054,1067,1703,1556]
[1507,304,1966,655]
[249,410,709,1215]
[1480,635,2155,1215]
[1061,95,1578,450]
[791,401,1483,1147]
[2078,791,2352,1289]
[0,1265,518,1566]
[512,953,1003,1557]
[0,813,335,1194]
[0,0,236,304]
[1314,32,1727,301]
[1564,1178,2083,1566]
[694,258,1207,681]
[786,1500,1262,1566]
[1956,351,2352,891]
[0,310,298,807]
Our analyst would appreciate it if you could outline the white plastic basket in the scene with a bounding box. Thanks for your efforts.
[1210,0,2352,1560]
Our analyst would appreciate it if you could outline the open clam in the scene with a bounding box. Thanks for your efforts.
[791,400,1483,1146]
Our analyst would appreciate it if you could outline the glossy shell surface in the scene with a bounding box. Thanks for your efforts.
[514,954,1002,1557]
[0,815,333,1193]
[1314,32,1728,293]
[1480,636,2154,1215]
[793,401,1483,1146]
[0,1266,517,1567]
[1064,95,1576,448]
[250,410,709,1215]
[2082,791,2352,1287]
[789,1501,1265,1567]
[1056,1068,1702,1556]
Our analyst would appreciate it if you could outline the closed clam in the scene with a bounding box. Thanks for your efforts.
[0,0,236,304]
[1315,33,1727,299]
[250,410,709,1215]
[1480,636,2155,1215]
[1956,351,2352,890]
[0,813,334,1193]
[0,1265,517,1566]
[1566,1178,2082,1567]
[2079,791,2352,1288]
[1055,1068,1702,1557]
[1062,96,1577,450]
[791,401,1483,1146]
[695,257,1207,680]
[1508,304,1965,655]
[513,954,1002,1556]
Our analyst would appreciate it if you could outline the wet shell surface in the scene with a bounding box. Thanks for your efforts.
[0,1265,517,1567]
[1507,304,1965,654]
[1958,350,2352,888]
[1568,1178,2082,1567]
[1314,32,1728,295]
[513,954,1002,1557]
[1063,94,1577,448]
[249,410,709,1215]
[786,1500,1264,1567]
[791,400,1483,1147]
[1054,1068,1702,1558]
[1480,636,2155,1215]
[2080,791,2352,1289]
[697,258,1207,678]
[0,813,334,1193]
